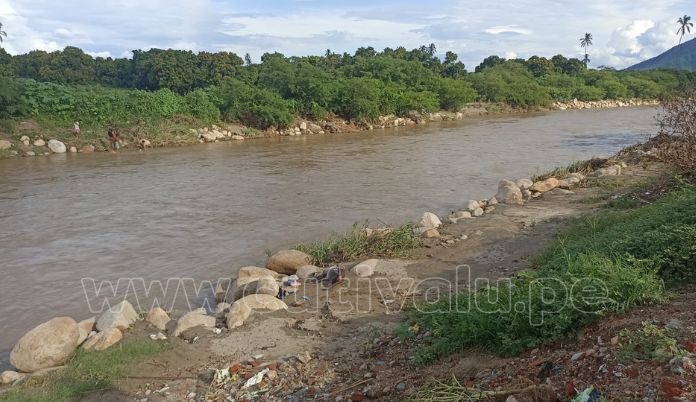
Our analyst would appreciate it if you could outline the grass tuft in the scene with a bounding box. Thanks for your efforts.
[295,222,422,265]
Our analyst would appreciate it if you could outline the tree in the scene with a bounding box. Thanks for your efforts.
[677,15,693,45]
[526,56,555,77]
[427,43,437,57]
[0,22,6,44]
[580,33,593,67]
[244,53,252,66]
[475,55,505,72]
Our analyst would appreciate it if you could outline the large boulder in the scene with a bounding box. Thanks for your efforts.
[10,317,80,373]
[96,300,138,332]
[47,139,67,153]
[234,276,280,301]
[419,212,442,229]
[237,266,280,287]
[266,250,313,275]
[173,310,216,337]
[530,178,559,193]
[82,328,123,351]
[495,180,524,205]
[226,294,288,329]
[0,140,11,150]
[146,307,170,331]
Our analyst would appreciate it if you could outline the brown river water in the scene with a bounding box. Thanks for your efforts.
[0,107,658,361]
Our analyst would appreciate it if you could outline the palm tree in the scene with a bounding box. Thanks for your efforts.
[0,22,6,43]
[580,33,593,67]
[677,15,693,45]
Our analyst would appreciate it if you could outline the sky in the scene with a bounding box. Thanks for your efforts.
[0,0,693,69]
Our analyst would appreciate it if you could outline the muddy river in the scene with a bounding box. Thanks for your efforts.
[0,107,658,358]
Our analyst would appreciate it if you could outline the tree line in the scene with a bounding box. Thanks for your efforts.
[1,45,695,130]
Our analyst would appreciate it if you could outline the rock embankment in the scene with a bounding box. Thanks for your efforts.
[552,98,659,110]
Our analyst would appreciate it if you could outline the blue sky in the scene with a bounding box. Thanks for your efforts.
[0,0,693,68]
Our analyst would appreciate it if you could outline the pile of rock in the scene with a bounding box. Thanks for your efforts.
[196,125,246,142]
[553,98,659,110]
[280,121,326,136]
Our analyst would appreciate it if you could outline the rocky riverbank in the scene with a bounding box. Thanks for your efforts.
[2,140,674,401]
[0,100,657,160]
[552,98,659,110]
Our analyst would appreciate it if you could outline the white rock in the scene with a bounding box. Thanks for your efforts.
[47,139,67,153]
[487,197,498,205]
[419,212,442,229]
[200,132,216,142]
[69,146,77,153]
[33,138,46,147]
[0,370,25,384]
[19,135,30,145]
[448,211,472,223]
[472,207,484,217]
[173,310,216,337]
[465,200,480,211]
[515,179,533,190]
[421,228,441,239]
[352,259,378,277]
[82,327,123,351]
[146,307,170,331]
[237,266,280,287]
[96,300,138,332]
[495,180,524,205]
[10,317,79,373]
[300,122,307,130]
[139,139,151,148]
[231,135,245,140]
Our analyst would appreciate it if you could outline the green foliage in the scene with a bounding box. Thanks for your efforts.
[408,185,696,365]
[616,322,688,363]
[295,222,422,265]
[3,45,696,130]
[0,77,25,118]
[215,78,293,129]
[184,88,220,122]
[0,339,169,402]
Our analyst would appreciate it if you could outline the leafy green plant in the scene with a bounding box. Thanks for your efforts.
[616,322,688,363]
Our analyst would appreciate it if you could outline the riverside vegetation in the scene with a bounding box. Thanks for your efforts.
[1,45,696,157]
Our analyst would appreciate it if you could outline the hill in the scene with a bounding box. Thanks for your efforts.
[627,37,696,71]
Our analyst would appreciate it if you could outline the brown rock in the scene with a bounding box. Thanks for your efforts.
[146,307,170,330]
[266,250,312,275]
[10,317,79,373]
[530,178,559,193]
[82,327,123,351]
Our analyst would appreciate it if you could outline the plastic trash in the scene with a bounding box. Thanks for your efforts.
[242,368,269,389]
[572,386,602,402]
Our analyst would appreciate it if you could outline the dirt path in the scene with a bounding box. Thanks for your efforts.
[79,164,668,402]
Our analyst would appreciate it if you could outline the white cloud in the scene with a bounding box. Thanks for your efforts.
[484,25,532,35]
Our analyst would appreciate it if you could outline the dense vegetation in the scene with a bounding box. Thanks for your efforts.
[403,180,696,365]
[628,38,696,72]
[1,45,695,132]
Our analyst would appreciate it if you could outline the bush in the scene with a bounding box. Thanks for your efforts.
[216,78,293,129]
[435,78,477,110]
[184,89,220,122]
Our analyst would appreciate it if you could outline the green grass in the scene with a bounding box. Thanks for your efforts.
[404,183,696,365]
[0,339,169,402]
[295,222,422,265]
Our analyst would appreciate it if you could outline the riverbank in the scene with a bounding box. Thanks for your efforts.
[3,135,694,401]
[0,99,658,160]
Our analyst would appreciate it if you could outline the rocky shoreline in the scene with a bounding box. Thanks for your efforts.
[0,99,658,160]
[0,146,644,400]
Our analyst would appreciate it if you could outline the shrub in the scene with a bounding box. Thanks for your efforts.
[184,89,220,122]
